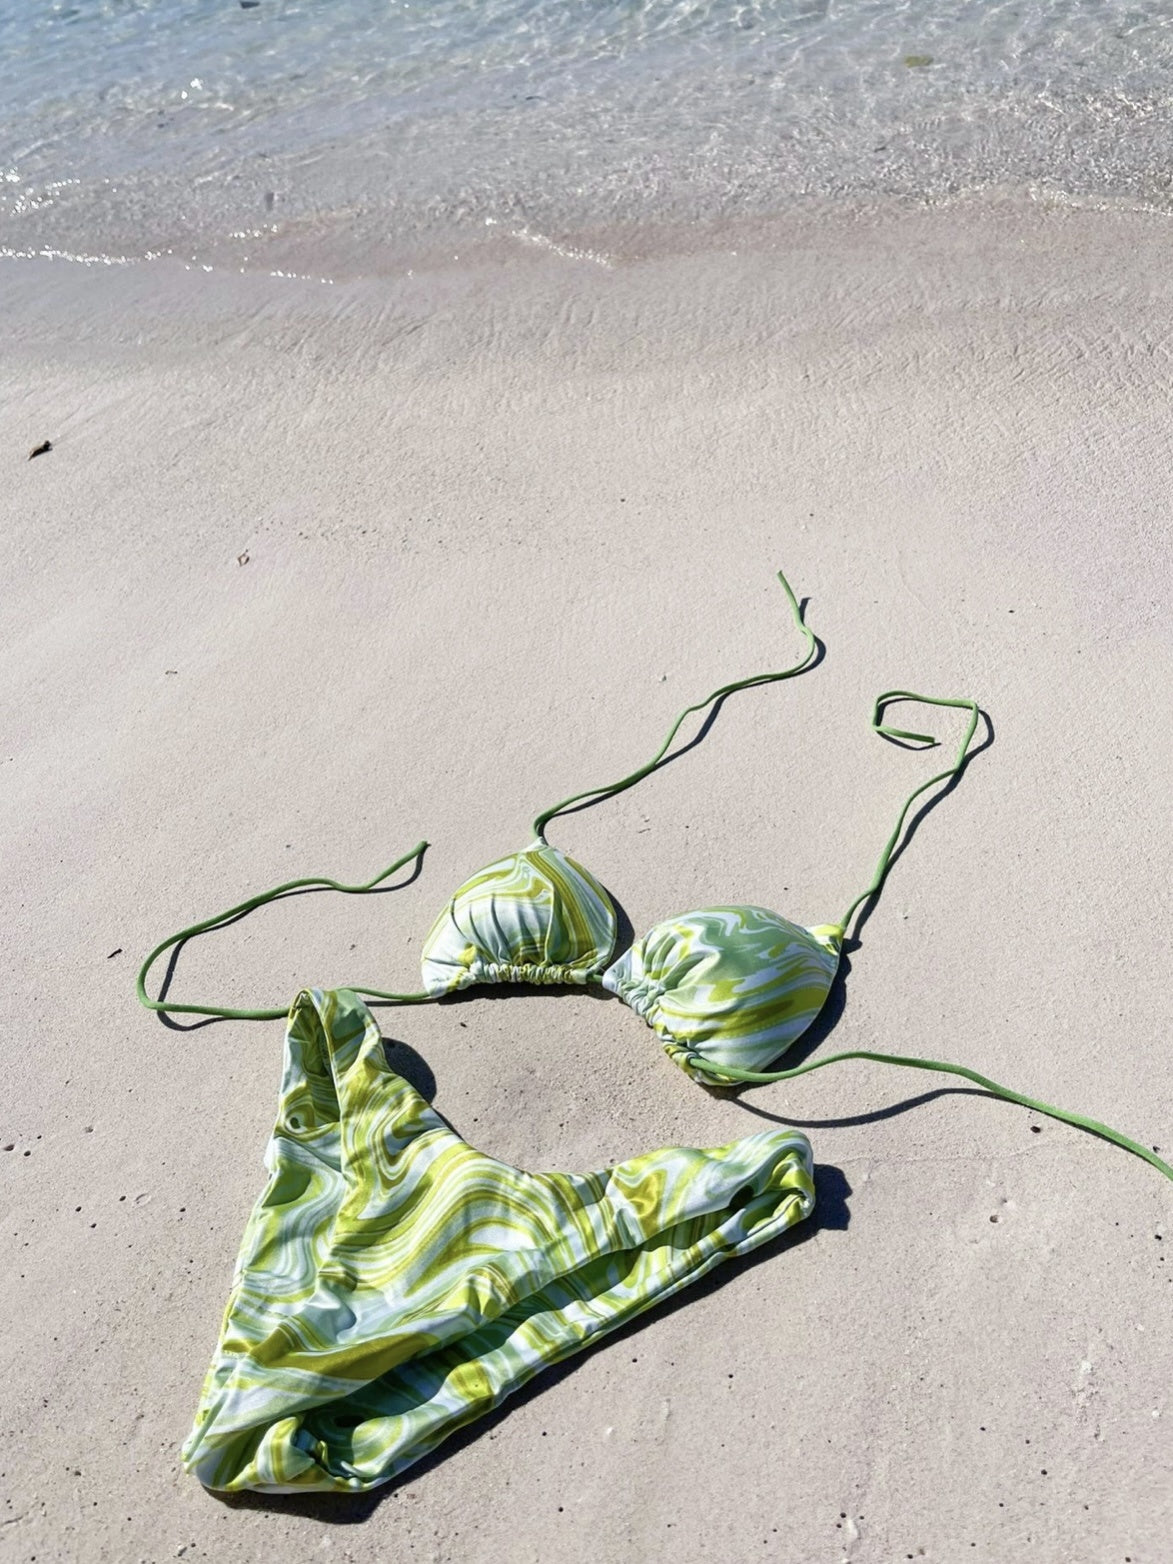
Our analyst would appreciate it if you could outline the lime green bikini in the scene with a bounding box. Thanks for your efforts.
[184,987,815,1493]
[139,572,1172,1184]
[142,570,1171,1496]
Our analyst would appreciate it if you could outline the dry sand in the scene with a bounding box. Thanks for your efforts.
[2,197,1172,1563]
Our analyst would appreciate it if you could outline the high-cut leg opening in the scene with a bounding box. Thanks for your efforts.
[182,988,815,1495]
[297,1173,809,1488]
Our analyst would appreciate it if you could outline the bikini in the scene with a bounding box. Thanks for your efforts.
[139,571,1171,1182]
[183,987,815,1493]
[143,572,1172,1494]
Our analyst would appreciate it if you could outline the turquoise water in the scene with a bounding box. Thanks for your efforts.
[3,1,1173,270]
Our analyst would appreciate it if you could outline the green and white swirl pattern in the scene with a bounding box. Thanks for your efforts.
[420,844,617,994]
[184,987,816,1493]
[602,907,843,1085]
[417,848,845,1082]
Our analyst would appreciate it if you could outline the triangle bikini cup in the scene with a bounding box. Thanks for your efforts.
[138,571,1173,1186]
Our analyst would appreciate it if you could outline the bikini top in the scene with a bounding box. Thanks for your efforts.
[137,571,1173,1186]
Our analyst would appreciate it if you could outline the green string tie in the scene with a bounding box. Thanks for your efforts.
[136,840,433,1020]
[840,690,981,933]
[695,1048,1173,1184]
[533,568,817,842]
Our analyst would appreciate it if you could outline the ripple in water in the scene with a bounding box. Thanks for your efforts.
[2,0,1173,272]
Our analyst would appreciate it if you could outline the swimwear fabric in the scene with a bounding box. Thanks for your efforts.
[184,987,817,1494]
[420,844,616,995]
[138,568,1173,1185]
[421,866,846,1087]
[602,907,844,1085]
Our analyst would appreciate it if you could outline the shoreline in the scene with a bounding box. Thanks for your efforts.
[5,179,1173,288]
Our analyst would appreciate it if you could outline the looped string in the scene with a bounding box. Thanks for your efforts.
[532,568,817,843]
[690,1049,1173,1184]
[136,840,433,1021]
[840,691,980,933]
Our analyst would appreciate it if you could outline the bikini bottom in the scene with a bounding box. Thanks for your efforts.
[183,987,817,1494]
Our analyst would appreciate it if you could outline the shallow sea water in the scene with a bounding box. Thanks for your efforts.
[2,0,1173,274]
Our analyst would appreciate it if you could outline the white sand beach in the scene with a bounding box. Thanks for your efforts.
[3,196,1172,1561]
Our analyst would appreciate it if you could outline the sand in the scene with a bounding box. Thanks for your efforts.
[2,196,1172,1563]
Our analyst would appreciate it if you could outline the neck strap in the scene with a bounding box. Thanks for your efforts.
[532,568,817,843]
[839,691,980,933]
[687,1048,1173,1185]
[136,841,433,1021]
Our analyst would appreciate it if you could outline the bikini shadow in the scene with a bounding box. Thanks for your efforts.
[150,848,430,1033]
[217,1158,852,1524]
[377,1037,438,1103]
[718,1083,993,1132]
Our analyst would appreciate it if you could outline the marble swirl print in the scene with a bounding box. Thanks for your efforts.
[184,986,817,1493]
